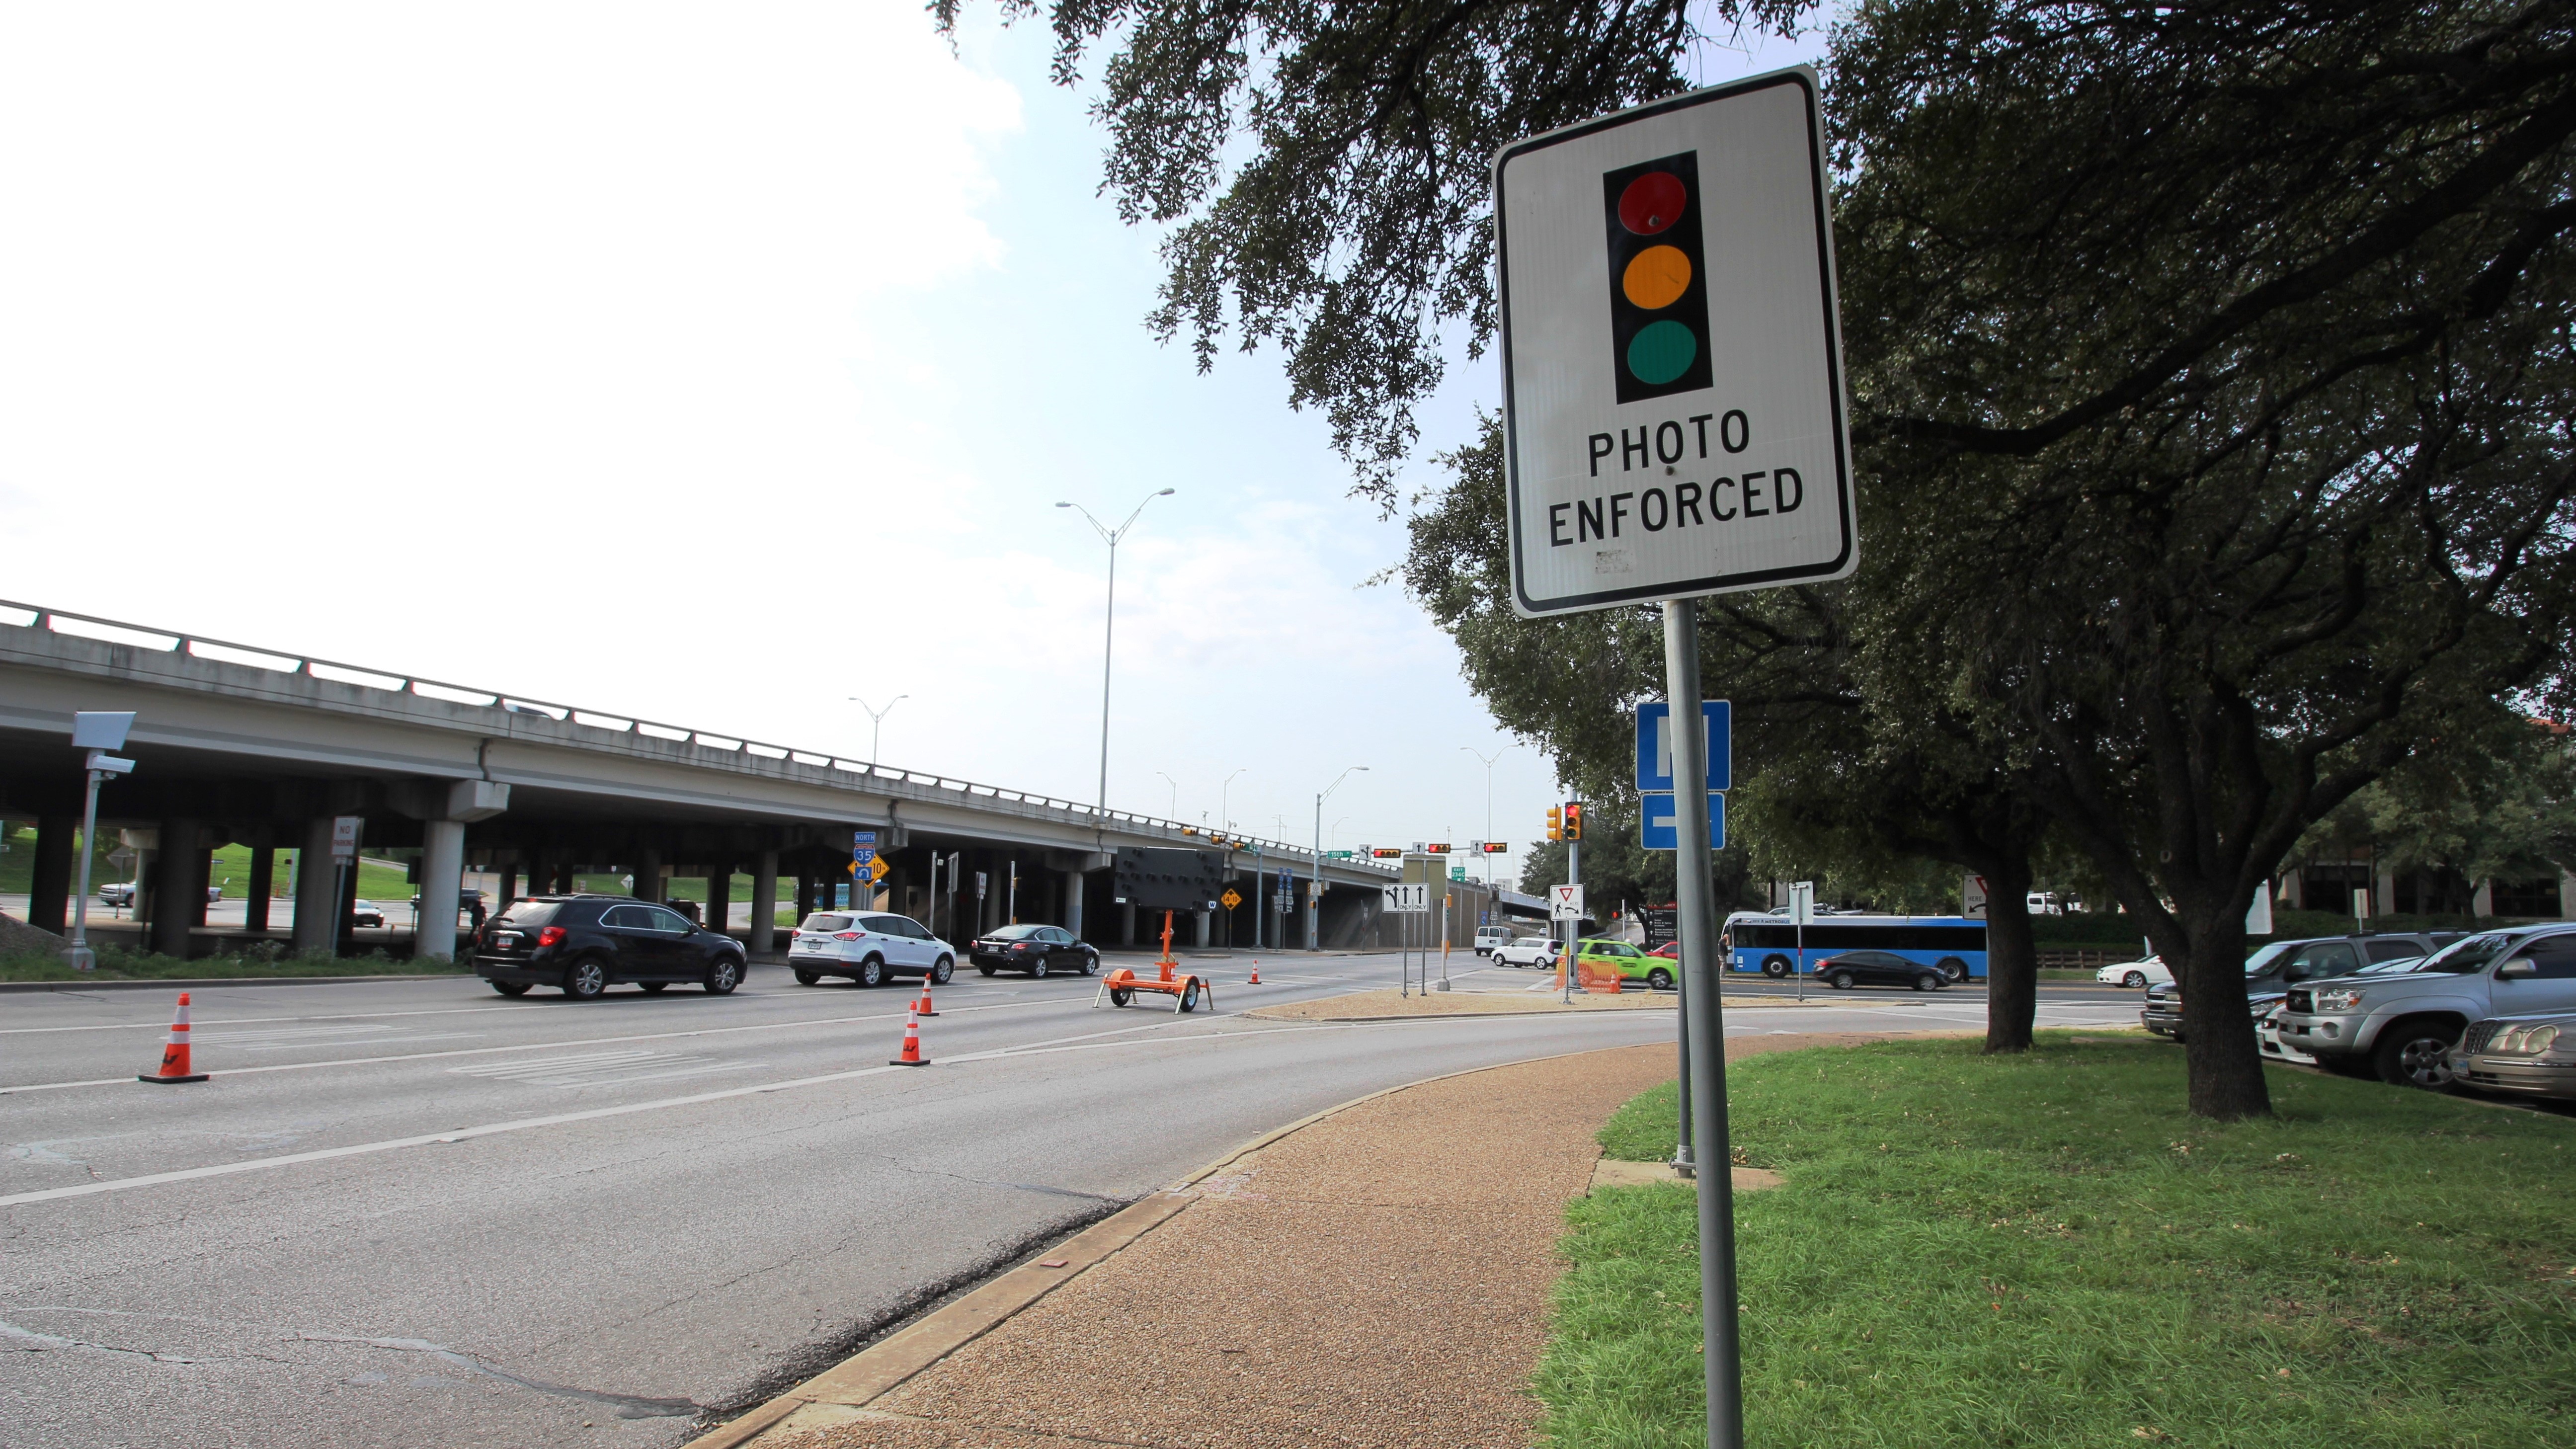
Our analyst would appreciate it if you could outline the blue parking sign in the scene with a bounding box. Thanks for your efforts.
[1635,701,1731,792]
[1641,792,1726,850]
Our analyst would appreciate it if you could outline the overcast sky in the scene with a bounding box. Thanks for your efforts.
[0,3,1823,877]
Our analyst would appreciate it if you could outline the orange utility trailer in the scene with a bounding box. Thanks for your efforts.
[1097,910,1214,1013]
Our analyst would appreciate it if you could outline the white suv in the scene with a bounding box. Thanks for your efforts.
[790,912,954,988]
[1492,936,1560,968]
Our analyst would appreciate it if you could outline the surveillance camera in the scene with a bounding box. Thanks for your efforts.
[87,753,136,776]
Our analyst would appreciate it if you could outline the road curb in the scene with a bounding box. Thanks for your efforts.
[0,972,472,994]
[678,1042,1636,1449]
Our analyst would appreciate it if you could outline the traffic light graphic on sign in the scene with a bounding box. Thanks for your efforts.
[1602,152,1712,405]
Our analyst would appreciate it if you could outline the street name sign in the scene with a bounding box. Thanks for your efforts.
[1495,67,1855,617]
[1641,792,1727,851]
[1636,700,1733,792]
[1551,884,1587,921]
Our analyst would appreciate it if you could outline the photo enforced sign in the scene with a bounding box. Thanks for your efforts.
[1495,69,1856,616]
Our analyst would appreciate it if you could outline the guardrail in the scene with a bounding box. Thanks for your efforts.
[0,598,1390,874]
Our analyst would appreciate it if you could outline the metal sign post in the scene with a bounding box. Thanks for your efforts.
[329,814,362,958]
[64,712,138,972]
[1494,65,1852,1449]
[1789,880,1814,1002]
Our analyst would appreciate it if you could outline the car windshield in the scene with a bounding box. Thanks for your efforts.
[800,913,854,932]
[493,901,559,928]
[2240,942,2296,974]
[2415,932,2515,974]
[984,924,1045,940]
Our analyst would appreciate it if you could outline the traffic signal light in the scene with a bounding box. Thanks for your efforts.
[1564,802,1585,841]
[1603,153,1712,405]
[1547,805,1563,842]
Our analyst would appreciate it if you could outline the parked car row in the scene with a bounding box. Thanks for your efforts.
[2141,924,2576,1101]
[96,881,226,908]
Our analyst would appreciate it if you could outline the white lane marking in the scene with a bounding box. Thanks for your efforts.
[0,999,1058,1096]
[0,1010,1678,1208]
[448,1049,762,1089]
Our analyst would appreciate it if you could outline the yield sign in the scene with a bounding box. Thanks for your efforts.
[1551,884,1587,920]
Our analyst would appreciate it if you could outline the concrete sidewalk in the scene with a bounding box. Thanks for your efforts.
[700,1032,1906,1449]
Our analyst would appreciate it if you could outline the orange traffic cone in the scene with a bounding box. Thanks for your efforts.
[1248,961,1261,985]
[917,983,938,1017]
[139,991,209,1084]
[889,1005,926,1066]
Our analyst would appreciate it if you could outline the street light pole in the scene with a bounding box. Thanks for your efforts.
[1461,744,1516,886]
[1309,766,1367,951]
[1058,489,1176,814]
[847,695,907,763]
[1219,768,1245,833]
[1155,771,1180,820]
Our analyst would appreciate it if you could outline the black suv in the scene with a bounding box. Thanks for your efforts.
[475,895,746,999]
[2142,932,2456,1040]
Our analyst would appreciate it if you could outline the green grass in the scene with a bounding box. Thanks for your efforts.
[0,944,470,982]
[1555,1035,2576,1448]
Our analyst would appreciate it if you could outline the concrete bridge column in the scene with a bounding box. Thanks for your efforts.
[706,860,732,937]
[151,819,204,959]
[245,844,275,934]
[497,862,520,909]
[1062,868,1084,940]
[634,847,663,902]
[27,814,74,934]
[748,849,779,957]
[417,819,467,962]
[1121,902,1135,946]
[1193,909,1209,948]
[293,816,339,956]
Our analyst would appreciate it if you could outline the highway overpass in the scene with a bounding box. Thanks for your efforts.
[0,600,1435,962]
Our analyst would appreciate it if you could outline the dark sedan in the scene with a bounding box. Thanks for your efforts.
[1815,950,1948,991]
[474,894,746,999]
[971,924,1098,977]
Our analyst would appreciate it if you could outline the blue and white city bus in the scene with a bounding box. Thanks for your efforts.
[1722,912,1990,983]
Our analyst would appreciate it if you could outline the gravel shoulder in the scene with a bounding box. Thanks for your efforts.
[734,1033,1918,1449]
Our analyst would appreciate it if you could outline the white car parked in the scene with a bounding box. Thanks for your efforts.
[1492,935,1560,969]
[789,911,954,987]
[2096,955,2172,988]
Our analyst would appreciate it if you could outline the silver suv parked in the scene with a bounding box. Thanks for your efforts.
[2270,927,2576,1088]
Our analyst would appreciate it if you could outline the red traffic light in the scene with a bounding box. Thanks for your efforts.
[1617,171,1687,235]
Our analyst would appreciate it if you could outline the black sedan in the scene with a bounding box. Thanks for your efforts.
[1815,950,1948,991]
[971,924,1098,977]
[474,894,747,999]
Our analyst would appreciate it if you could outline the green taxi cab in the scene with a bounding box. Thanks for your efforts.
[1572,938,1675,991]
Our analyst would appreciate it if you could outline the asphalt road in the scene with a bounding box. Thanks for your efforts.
[0,953,2139,1448]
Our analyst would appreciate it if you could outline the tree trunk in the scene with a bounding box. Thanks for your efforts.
[1980,854,2039,1053]
[2157,899,2272,1120]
